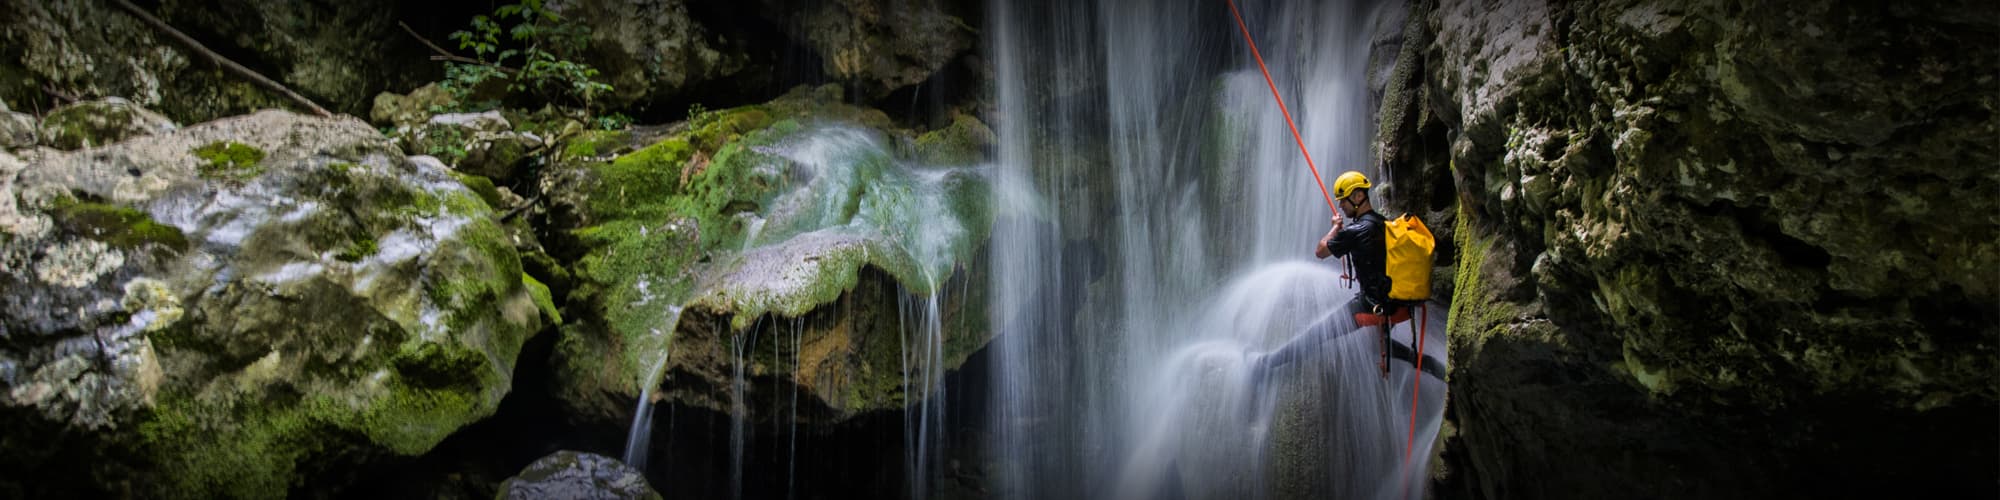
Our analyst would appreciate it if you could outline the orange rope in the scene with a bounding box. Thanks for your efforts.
[1223,0,1337,215]
[1223,3,1426,494]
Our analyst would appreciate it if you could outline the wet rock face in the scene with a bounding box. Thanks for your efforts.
[1389,0,1999,497]
[0,109,543,497]
[498,451,662,500]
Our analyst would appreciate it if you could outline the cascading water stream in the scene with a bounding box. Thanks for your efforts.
[623,306,682,471]
[900,273,949,500]
[788,318,802,500]
[987,0,1444,498]
[731,326,757,500]
[613,120,984,499]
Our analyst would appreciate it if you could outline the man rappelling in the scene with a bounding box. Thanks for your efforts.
[1246,170,1416,388]
[1219,0,1437,396]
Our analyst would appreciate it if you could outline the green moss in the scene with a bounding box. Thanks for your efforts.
[350,382,484,455]
[192,141,266,182]
[46,198,189,252]
[334,237,378,262]
[912,114,996,165]
[1447,202,1517,347]
[136,395,321,500]
[592,138,694,219]
[448,172,505,209]
[1447,203,1482,337]
[563,129,632,159]
[524,273,562,325]
[424,218,531,336]
[401,191,443,218]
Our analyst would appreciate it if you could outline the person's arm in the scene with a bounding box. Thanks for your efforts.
[1323,217,1370,258]
[1313,214,1342,259]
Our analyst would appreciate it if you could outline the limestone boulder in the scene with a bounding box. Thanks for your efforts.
[0,110,546,498]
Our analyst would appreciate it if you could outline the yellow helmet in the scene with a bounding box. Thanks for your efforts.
[1334,171,1372,200]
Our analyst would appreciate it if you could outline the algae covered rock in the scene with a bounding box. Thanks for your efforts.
[0,110,544,498]
[910,113,996,165]
[496,451,662,500]
[541,86,992,422]
[38,97,179,150]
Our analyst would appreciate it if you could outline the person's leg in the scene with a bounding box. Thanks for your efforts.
[1244,298,1369,416]
[1260,296,1371,371]
[1375,303,1406,377]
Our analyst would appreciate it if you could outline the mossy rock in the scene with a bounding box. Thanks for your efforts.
[546,87,994,422]
[911,113,996,165]
[39,97,177,150]
[0,110,543,498]
[44,197,189,253]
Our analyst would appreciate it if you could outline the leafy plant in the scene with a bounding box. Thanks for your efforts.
[444,0,613,112]
[594,112,632,131]
[687,103,718,129]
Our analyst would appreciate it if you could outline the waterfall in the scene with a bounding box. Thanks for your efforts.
[731,326,757,500]
[623,306,681,471]
[901,276,949,500]
[788,318,802,500]
[986,0,1445,498]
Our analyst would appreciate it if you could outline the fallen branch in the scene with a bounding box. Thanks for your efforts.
[111,0,332,117]
[40,84,78,105]
[398,22,520,75]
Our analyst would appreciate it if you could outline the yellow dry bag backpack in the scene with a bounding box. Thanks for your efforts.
[1383,214,1436,302]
